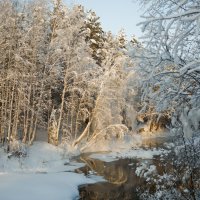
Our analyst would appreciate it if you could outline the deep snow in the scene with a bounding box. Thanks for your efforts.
[0,172,94,200]
[0,142,97,200]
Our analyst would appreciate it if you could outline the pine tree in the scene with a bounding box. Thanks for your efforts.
[85,10,106,66]
[116,29,127,49]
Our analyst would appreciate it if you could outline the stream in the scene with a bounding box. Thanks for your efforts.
[73,136,173,200]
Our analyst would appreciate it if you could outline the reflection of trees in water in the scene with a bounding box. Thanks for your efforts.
[77,138,176,199]
[78,156,144,200]
[79,182,140,200]
[80,156,128,185]
[78,153,174,200]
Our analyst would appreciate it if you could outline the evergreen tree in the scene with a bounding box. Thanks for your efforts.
[116,29,127,49]
[85,10,106,66]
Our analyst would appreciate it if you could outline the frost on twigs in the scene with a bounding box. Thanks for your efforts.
[134,0,200,139]
[171,106,200,139]
[137,134,200,200]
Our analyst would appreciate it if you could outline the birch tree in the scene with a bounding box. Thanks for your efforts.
[47,1,99,145]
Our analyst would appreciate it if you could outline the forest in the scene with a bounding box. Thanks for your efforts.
[0,0,199,200]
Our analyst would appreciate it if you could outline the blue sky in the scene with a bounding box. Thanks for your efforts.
[64,0,143,39]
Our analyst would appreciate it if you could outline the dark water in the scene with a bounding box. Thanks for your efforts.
[77,157,142,200]
[75,137,173,200]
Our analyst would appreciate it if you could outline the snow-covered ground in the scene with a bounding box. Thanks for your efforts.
[0,142,99,200]
[0,142,78,173]
[0,135,173,200]
[0,172,94,200]
[89,147,170,162]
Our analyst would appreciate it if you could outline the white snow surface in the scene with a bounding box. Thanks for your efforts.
[90,147,169,163]
[0,172,94,200]
[0,142,97,200]
[0,141,81,173]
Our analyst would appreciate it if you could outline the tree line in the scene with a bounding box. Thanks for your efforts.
[0,0,137,151]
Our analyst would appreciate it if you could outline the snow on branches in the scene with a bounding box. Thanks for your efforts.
[135,0,200,138]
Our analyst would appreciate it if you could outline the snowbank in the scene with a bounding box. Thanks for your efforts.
[0,172,94,200]
[0,142,97,200]
[0,142,81,173]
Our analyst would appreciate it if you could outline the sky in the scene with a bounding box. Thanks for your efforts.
[64,0,144,40]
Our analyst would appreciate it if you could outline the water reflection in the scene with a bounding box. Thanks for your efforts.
[77,157,142,200]
[76,137,173,200]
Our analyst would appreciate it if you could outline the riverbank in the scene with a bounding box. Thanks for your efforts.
[1,134,198,200]
[0,142,97,200]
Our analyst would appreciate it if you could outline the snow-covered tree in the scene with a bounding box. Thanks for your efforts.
[0,0,51,150]
[134,1,200,198]
[73,32,133,150]
[47,1,100,145]
[85,10,106,65]
[0,0,137,151]
[116,29,127,49]
[135,0,200,136]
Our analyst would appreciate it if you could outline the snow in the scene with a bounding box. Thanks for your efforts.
[178,107,200,138]
[135,162,157,178]
[188,108,200,131]
[0,172,94,200]
[89,153,118,162]
[90,39,97,44]
[179,107,193,138]
[0,137,172,199]
[89,147,169,163]
[0,142,99,200]
[180,60,200,75]
[0,142,81,173]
